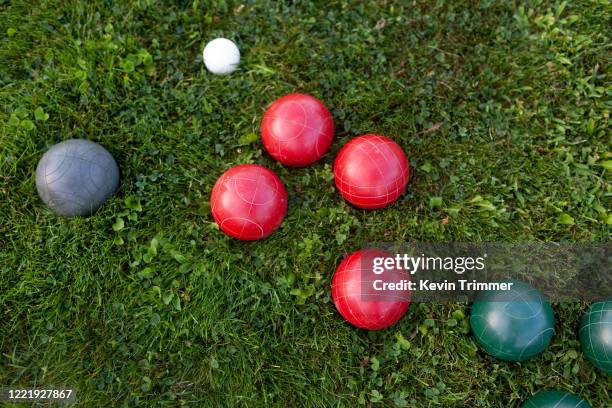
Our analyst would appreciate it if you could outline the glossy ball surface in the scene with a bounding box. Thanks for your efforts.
[470,281,554,361]
[211,164,287,240]
[579,299,612,374]
[332,249,410,330]
[36,139,119,217]
[261,93,334,167]
[202,38,240,74]
[334,134,409,209]
[521,390,592,408]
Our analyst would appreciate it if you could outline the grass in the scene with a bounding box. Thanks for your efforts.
[0,0,610,406]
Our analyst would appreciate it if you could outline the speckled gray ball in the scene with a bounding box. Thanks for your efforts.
[36,139,119,216]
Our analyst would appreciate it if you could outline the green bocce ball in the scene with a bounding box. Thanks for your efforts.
[521,390,592,408]
[470,281,554,361]
[579,299,612,374]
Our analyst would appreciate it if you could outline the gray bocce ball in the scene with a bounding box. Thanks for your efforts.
[36,139,120,216]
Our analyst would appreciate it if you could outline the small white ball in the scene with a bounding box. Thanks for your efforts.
[202,38,240,75]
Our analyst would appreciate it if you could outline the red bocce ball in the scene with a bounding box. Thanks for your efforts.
[334,134,409,209]
[332,249,411,330]
[211,164,287,240]
[261,93,334,167]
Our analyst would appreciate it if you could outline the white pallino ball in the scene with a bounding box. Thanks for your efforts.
[202,38,240,74]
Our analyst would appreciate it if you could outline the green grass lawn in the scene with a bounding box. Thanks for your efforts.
[1,0,610,406]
